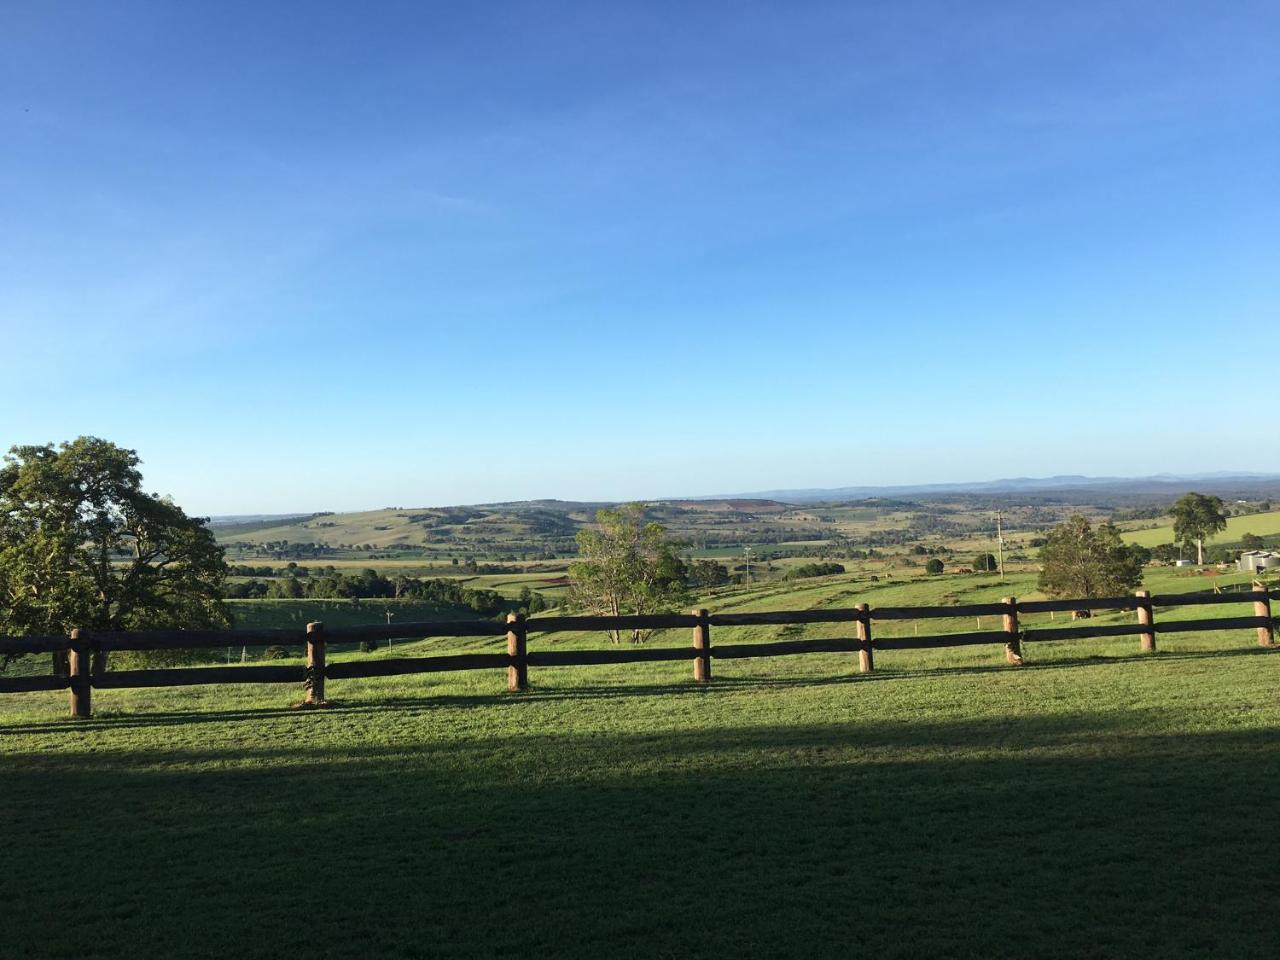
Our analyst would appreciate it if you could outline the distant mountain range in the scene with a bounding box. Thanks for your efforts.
[683,473,1280,503]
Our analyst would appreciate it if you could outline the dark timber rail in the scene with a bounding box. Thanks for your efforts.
[0,587,1274,718]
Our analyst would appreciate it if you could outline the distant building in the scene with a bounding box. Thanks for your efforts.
[1238,550,1280,573]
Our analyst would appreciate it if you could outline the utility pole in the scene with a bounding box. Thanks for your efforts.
[996,511,1006,582]
[386,609,394,651]
[744,546,753,584]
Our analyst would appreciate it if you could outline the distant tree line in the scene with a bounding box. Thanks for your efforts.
[228,568,508,615]
[754,543,882,562]
[909,544,952,557]
[786,562,846,580]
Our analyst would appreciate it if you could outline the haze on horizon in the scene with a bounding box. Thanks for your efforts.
[2,2,1277,515]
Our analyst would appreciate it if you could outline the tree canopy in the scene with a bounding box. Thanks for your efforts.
[786,562,845,580]
[687,559,730,589]
[1168,493,1228,565]
[0,438,228,668]
[1241,533,1265,552]
[1036,516,1146,599]
[569,504,687,643]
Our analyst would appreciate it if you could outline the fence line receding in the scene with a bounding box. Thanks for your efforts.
[0,587,1273,718]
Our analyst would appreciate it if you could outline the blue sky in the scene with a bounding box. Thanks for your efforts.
[2,1,1277,514]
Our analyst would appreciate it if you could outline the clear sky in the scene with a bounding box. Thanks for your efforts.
[2,1,1277,514]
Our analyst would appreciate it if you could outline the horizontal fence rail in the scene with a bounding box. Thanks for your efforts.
[0,587,1274,717]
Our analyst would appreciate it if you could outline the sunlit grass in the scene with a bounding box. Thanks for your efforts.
[3,612,1278,959]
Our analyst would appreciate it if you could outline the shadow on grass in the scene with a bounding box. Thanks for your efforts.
[2,715,1278,959]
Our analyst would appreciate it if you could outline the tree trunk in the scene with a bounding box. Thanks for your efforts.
[1197,538,1204,565]
[608,595,622,644]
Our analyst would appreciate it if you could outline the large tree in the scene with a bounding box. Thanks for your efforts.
[569,504,688,643]
[1168,492,1228,565]
[0,437,228,672]
[1037,516,1146,599]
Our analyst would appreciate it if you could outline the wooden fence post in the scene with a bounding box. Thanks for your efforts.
[1002,597,1023,665]
[856,603,873,673]
[1135,590,1156,653]
[507,612,528,691]
[68,629,90,719]
[1252,583,1274,646]
[305,621,325,704]
[692,608,711,683]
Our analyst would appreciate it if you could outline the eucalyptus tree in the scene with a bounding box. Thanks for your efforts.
[569,504,688,643]
[1168,492,1228,565]
[1037,516,1146,599]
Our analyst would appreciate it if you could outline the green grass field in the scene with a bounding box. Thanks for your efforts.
[1121,509,1280,548]
[3,563,1279,959]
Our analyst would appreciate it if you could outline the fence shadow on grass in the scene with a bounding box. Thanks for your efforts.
[3,714,1279,958]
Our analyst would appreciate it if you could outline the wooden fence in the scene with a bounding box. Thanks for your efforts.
[0,587,1274,718]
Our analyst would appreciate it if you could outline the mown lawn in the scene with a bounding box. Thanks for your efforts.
[3,623,1278,959]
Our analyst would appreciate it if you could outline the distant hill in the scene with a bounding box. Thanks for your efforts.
[212,504,585,554]
[208,513,317,526]
[664,499,789,514]
[212,498,813,555]
[207,514,327,537]
[208,474,1280,556]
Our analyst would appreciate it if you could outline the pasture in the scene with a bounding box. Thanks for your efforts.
[1121,509,1280,548]
[3,567,1278,959]
[214,565,1261,648]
